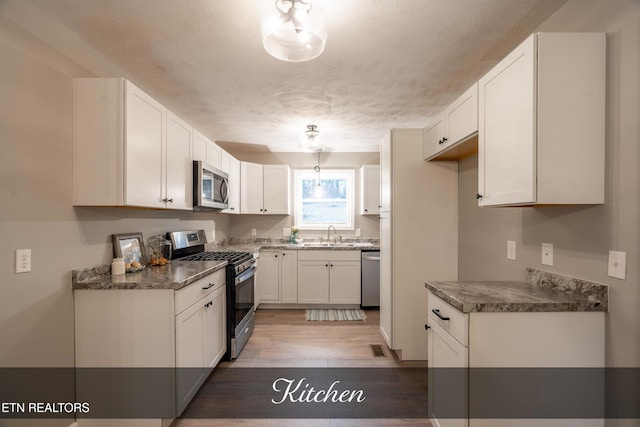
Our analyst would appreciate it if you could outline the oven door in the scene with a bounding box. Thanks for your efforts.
[234,265,256,331]
[229,265,256,359]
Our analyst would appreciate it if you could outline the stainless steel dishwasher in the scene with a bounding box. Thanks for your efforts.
[361,250,380,307]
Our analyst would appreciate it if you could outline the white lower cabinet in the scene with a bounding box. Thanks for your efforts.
[427,291,605,427]
[297,250,361,305]
[257,250,298,304]
[74,269,227,426]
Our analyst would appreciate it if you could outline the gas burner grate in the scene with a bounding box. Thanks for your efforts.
[179,251,251,265]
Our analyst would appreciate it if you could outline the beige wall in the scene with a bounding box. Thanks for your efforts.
[226,151,381,240]
[458,0,640,378]
[0,0,231,379]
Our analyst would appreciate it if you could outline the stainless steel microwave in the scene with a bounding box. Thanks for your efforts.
[193,160,228,211]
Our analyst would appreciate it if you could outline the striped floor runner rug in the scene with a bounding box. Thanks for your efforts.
[305,308,367,321]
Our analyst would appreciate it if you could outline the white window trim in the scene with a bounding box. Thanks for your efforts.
[293,169,355,231]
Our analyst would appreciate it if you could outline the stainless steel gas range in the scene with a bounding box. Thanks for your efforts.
[168,230,256,359]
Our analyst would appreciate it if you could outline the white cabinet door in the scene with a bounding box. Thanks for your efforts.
[240,161,264,214]
[257,250,280,303]
[329,260,361,304]
[206,141,222,169]
[280,250,298,303]
[222,155,240,214]
[204,285,226,371]
[219,150,231,174]
[297,261,330,303]
[428,321,468,427]
[379,132,392,212]
[361,165,381,215]
[263,165,290,215]
[192,130,207,162]
[478,35,536,206]
[422,116,445,161]
[444,83,478,147]
[125,80,166,208]
[175,300,206,415]
[478,32,605,207]
[166,110,193,210]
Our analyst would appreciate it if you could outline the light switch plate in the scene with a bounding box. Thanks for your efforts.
[251,228,257,237]
[541,243,553,266]
[507,240,516,260]
[355,229,361,237]
[608,250,626,280]
[283,228,291,236]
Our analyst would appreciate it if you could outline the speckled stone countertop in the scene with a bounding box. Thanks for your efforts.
[425,268,608,313]
[206,240,379,253]
[72,260,227,291]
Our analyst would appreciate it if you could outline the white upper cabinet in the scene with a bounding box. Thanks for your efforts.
[423,83,478,161]
[221,151,240,214]
[240,162,264,214]
[478,32,606,207]
[73,78,192,210]
[166,111,193,210]
[193,130,221,169]
[240,162,290,215]
[360,164,381,215]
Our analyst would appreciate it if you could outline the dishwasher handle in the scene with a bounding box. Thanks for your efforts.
[362,255,380,261]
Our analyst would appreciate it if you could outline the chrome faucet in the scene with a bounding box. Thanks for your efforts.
[327,225,337,244]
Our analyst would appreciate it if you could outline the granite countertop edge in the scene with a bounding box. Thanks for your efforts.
[425,268,608,314]
[72,260,228,291]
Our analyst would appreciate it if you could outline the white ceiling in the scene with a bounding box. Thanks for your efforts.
[31,0,567,152]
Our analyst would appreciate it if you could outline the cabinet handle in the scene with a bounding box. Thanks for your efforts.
[476,193,483,200]
[230,207,235,210]
[442,137,448,143]
[167,198,173,203]
[202,283,215,290]
[438,139,443,145]
[425,324,431,330]
[431,309,450,321]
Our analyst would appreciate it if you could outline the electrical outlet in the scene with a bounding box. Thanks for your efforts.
[251,228,257,237]
[541,243,553,266]
[608,250,626,280]
[15,249,31,273]
[507,240,516,260]
[283,228,291,236]
[355,229,361,237]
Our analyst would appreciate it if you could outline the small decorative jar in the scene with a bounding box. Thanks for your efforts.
[147,235,172,266]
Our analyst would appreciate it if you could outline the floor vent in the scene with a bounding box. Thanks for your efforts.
[370,344,387,358]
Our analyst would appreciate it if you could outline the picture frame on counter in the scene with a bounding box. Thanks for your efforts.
[112,232,146,266]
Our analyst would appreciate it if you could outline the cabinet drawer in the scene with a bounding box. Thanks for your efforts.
[175,270,226,315]
[428,292,468,347]
[297,250,361,261]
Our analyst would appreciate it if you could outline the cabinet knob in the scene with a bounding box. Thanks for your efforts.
[476,193,483,200]
[364,209,368,212]
[282,253,286,256]
[325,264,329,267]
[167,198,173,203]
[275,254,278,258]
[330,264,334,267]
[442,137,448,143]
[438,139,443,145]
[259,208,263,212]
[264,209,267,213]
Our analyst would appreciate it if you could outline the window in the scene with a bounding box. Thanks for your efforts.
[294,169,355,230]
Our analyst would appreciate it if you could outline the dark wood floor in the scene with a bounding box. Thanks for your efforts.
[172,309,431,427]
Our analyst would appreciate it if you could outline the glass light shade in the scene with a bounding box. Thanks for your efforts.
[262,1,328,62]
[298,125,326,151]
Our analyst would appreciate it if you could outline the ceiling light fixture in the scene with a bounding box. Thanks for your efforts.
[299,124,326,151]
[261,0,328,62]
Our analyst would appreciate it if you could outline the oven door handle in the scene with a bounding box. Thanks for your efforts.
[235,266,256,285]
